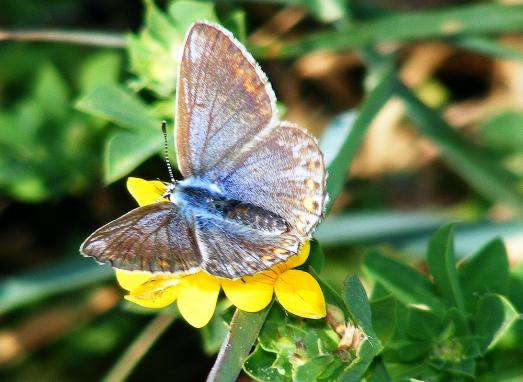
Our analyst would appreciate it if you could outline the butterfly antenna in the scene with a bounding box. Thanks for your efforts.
[161,121,176,183]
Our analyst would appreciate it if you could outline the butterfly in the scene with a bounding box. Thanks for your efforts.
[80,21,327,279]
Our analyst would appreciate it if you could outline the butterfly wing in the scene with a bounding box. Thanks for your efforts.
[80,203,202,274]
[214,122,326,237]
[175,21,276,177]
[195,214,300,278]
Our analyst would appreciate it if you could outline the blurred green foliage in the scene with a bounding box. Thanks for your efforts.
[2,0,523,381]
[0,51,121,202]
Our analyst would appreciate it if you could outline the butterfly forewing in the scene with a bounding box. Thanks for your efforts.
[80,203,202,274]
[175,22,276,177]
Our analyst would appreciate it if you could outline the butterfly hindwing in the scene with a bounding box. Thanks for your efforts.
[80,203,202,274]
[175,21,276,177]
[213,122,326,237]
[194,214,300,278]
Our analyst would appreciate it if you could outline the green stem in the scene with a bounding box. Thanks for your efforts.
[0,29,126,47]
[207,304,272,382]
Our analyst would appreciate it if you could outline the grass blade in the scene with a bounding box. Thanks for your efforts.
[397,81,523,214]
[253,3,523,58]
[315,210,450,246]
[452,35,523,61]
[321,69,397,210]
[0,258,113,314]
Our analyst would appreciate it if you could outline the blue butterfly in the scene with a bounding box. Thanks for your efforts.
[80,21,326,279]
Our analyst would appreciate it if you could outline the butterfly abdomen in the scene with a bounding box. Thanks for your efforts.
[222,201,289,233]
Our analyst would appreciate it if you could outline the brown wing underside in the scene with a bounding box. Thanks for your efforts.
[80,203,202,274]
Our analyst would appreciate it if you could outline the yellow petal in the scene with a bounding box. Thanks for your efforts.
[284,240,311,269]
[222,273,274,312]
[274,269,326,319]
[177,272,221,328]
[115,270,153,291]
[125,277,181,309]
[126,177,167,206]
[124,287,178,309]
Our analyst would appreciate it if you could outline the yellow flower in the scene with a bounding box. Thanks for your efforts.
[115,177,326,327]
[116,269,220,328]
[222,241,326,319]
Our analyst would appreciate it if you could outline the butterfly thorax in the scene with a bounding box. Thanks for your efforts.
[171,178,290,234]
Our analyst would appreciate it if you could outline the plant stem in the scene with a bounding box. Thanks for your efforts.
[207,305,272,382]
[0,29,126,47]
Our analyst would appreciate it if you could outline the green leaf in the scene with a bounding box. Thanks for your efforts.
[444,307,480,358]
[128,0,218,96]
[318,358,345,381]
[294,356,334,382]
[364,250,445,316]
[33,63,69,121]
[427,224,465,315]
[244,304,341,380]
[243,345,290,382]
[143,0,180,46]
[338,278,384,381]
[78,52,122,93]
[209,305,272,382]
[221,9,247,42]
[320,69,396,210]
[0,258,113,314]
[76,84,163,183]
[369,289,397,345]
[429,357,476,378]
[397,81,523,214]
[257,304,289,353]
[168,0,216,33]
[76,85,160,131]
[367,358,391,382]
[475,294,519,353]
[104,129,161,184]
[253,3,523,58]
[391,339,432,362]
[459,238,510,313]
[385,362,431,381]
[0,108,37,157]
[509,263,523,312]
[406,307,443,342]
[343,275,378,343]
